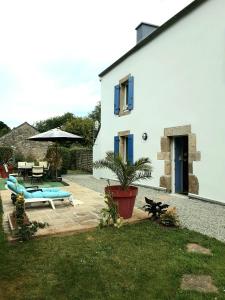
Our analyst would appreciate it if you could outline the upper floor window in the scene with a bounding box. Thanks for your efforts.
[114,75,134,116]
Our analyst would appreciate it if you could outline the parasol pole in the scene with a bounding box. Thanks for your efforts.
[55,142,58,180]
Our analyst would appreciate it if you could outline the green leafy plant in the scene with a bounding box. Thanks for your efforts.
[0,146,13,165]
[25,153,36,163]
[17,221,48,241]
[45,146,62,178]
[94,151,152,190]
[99,191,123,228]
[160,207,180,227]
[143,197,169,220]
[45,146,71,177]
[18,222,39,241]
[59,147,71,174]
[0,121,10,137]
[14,194,26,227]
[14,194,48,241]
[69,147,92,172]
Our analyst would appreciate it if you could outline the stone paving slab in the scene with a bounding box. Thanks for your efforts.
[187,243,212,255]
[1,179,148,239]
[181,275,218,293]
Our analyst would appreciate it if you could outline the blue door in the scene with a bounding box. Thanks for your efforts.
[175,136,188,194]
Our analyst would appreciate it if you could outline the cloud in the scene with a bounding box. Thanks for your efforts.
[2,73,99,128]
[0,0,193,127]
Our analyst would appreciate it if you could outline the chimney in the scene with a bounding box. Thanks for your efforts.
[135,22,158,44]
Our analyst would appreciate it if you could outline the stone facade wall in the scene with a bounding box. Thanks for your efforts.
[70,149,93,173]
[0,122,50,161]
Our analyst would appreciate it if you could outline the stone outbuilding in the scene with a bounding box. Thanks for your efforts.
[0,122,50,160]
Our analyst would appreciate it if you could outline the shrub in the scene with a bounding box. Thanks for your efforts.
[143,197,169,220]
[0,147,13,164]
[45,146,71,177]
[45,146,62,178]
[18,223,39,241]
[69,147,92,172]
[14,194,26,227]
[160,207,180,227]
[14,151,25,165]
[99,191,123,228]
[25,153,36,163]
[0,196,3,214]
[60,147,71,174]
[14,194,48,241]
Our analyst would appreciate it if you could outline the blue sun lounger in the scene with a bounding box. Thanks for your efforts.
[5,176,75,210]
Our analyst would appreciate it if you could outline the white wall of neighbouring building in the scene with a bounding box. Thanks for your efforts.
[94,0,225,204]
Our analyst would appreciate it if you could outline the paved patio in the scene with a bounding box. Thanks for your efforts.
[1,179,148,238]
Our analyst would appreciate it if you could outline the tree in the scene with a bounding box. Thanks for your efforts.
[33,104,101,147]
[88,101,101,123]
[64,117,94,147]
[0,121,11,137]
[34,113,74,132]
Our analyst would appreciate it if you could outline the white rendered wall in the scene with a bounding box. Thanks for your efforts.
[93,0,225,203]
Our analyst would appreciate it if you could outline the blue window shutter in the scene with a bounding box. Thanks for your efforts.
[114,85,120,115]
[128,76,134,110]
[127,134,134,164]
[114,136,120,156]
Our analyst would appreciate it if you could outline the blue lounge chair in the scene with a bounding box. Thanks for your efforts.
[6,176,75,210]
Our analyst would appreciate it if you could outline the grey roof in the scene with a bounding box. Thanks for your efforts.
[28,128,82,141]
[99,0,208,77]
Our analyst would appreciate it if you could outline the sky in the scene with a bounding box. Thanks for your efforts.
[0,0,193,128]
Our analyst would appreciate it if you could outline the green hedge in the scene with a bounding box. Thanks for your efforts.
[60,147,71,174]
[69,147,92,172]
[45,145,92,175]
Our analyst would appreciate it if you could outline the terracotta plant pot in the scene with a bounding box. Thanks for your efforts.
[105,185,138,219]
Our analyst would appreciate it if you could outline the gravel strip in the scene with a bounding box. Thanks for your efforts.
[63,174,225,243]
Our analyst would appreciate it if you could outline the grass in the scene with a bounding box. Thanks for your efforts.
[0,202,225,300]
[0,178,66,190]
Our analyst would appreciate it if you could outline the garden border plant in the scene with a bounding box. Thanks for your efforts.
[12,194,48,241]
[99,182,123,228]
[143,197,180,227]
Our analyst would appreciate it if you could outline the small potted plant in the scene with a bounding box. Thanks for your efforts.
[94,151,152,219]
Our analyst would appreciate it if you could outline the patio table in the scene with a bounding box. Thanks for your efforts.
[18,166,33,180]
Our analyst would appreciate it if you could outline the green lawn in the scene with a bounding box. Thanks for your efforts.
[0,201,225,300]
[0,178,67,190]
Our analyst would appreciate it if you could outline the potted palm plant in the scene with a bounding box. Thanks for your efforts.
[94,151,152,219]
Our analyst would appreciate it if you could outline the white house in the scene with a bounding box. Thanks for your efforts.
[93,0,225,204]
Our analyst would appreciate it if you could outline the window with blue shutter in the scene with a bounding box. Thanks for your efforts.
[128,76,134,110]
[114,75,134,116]
[114,136,120,156]
[127,134,134,165]
[114,85,120,115]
